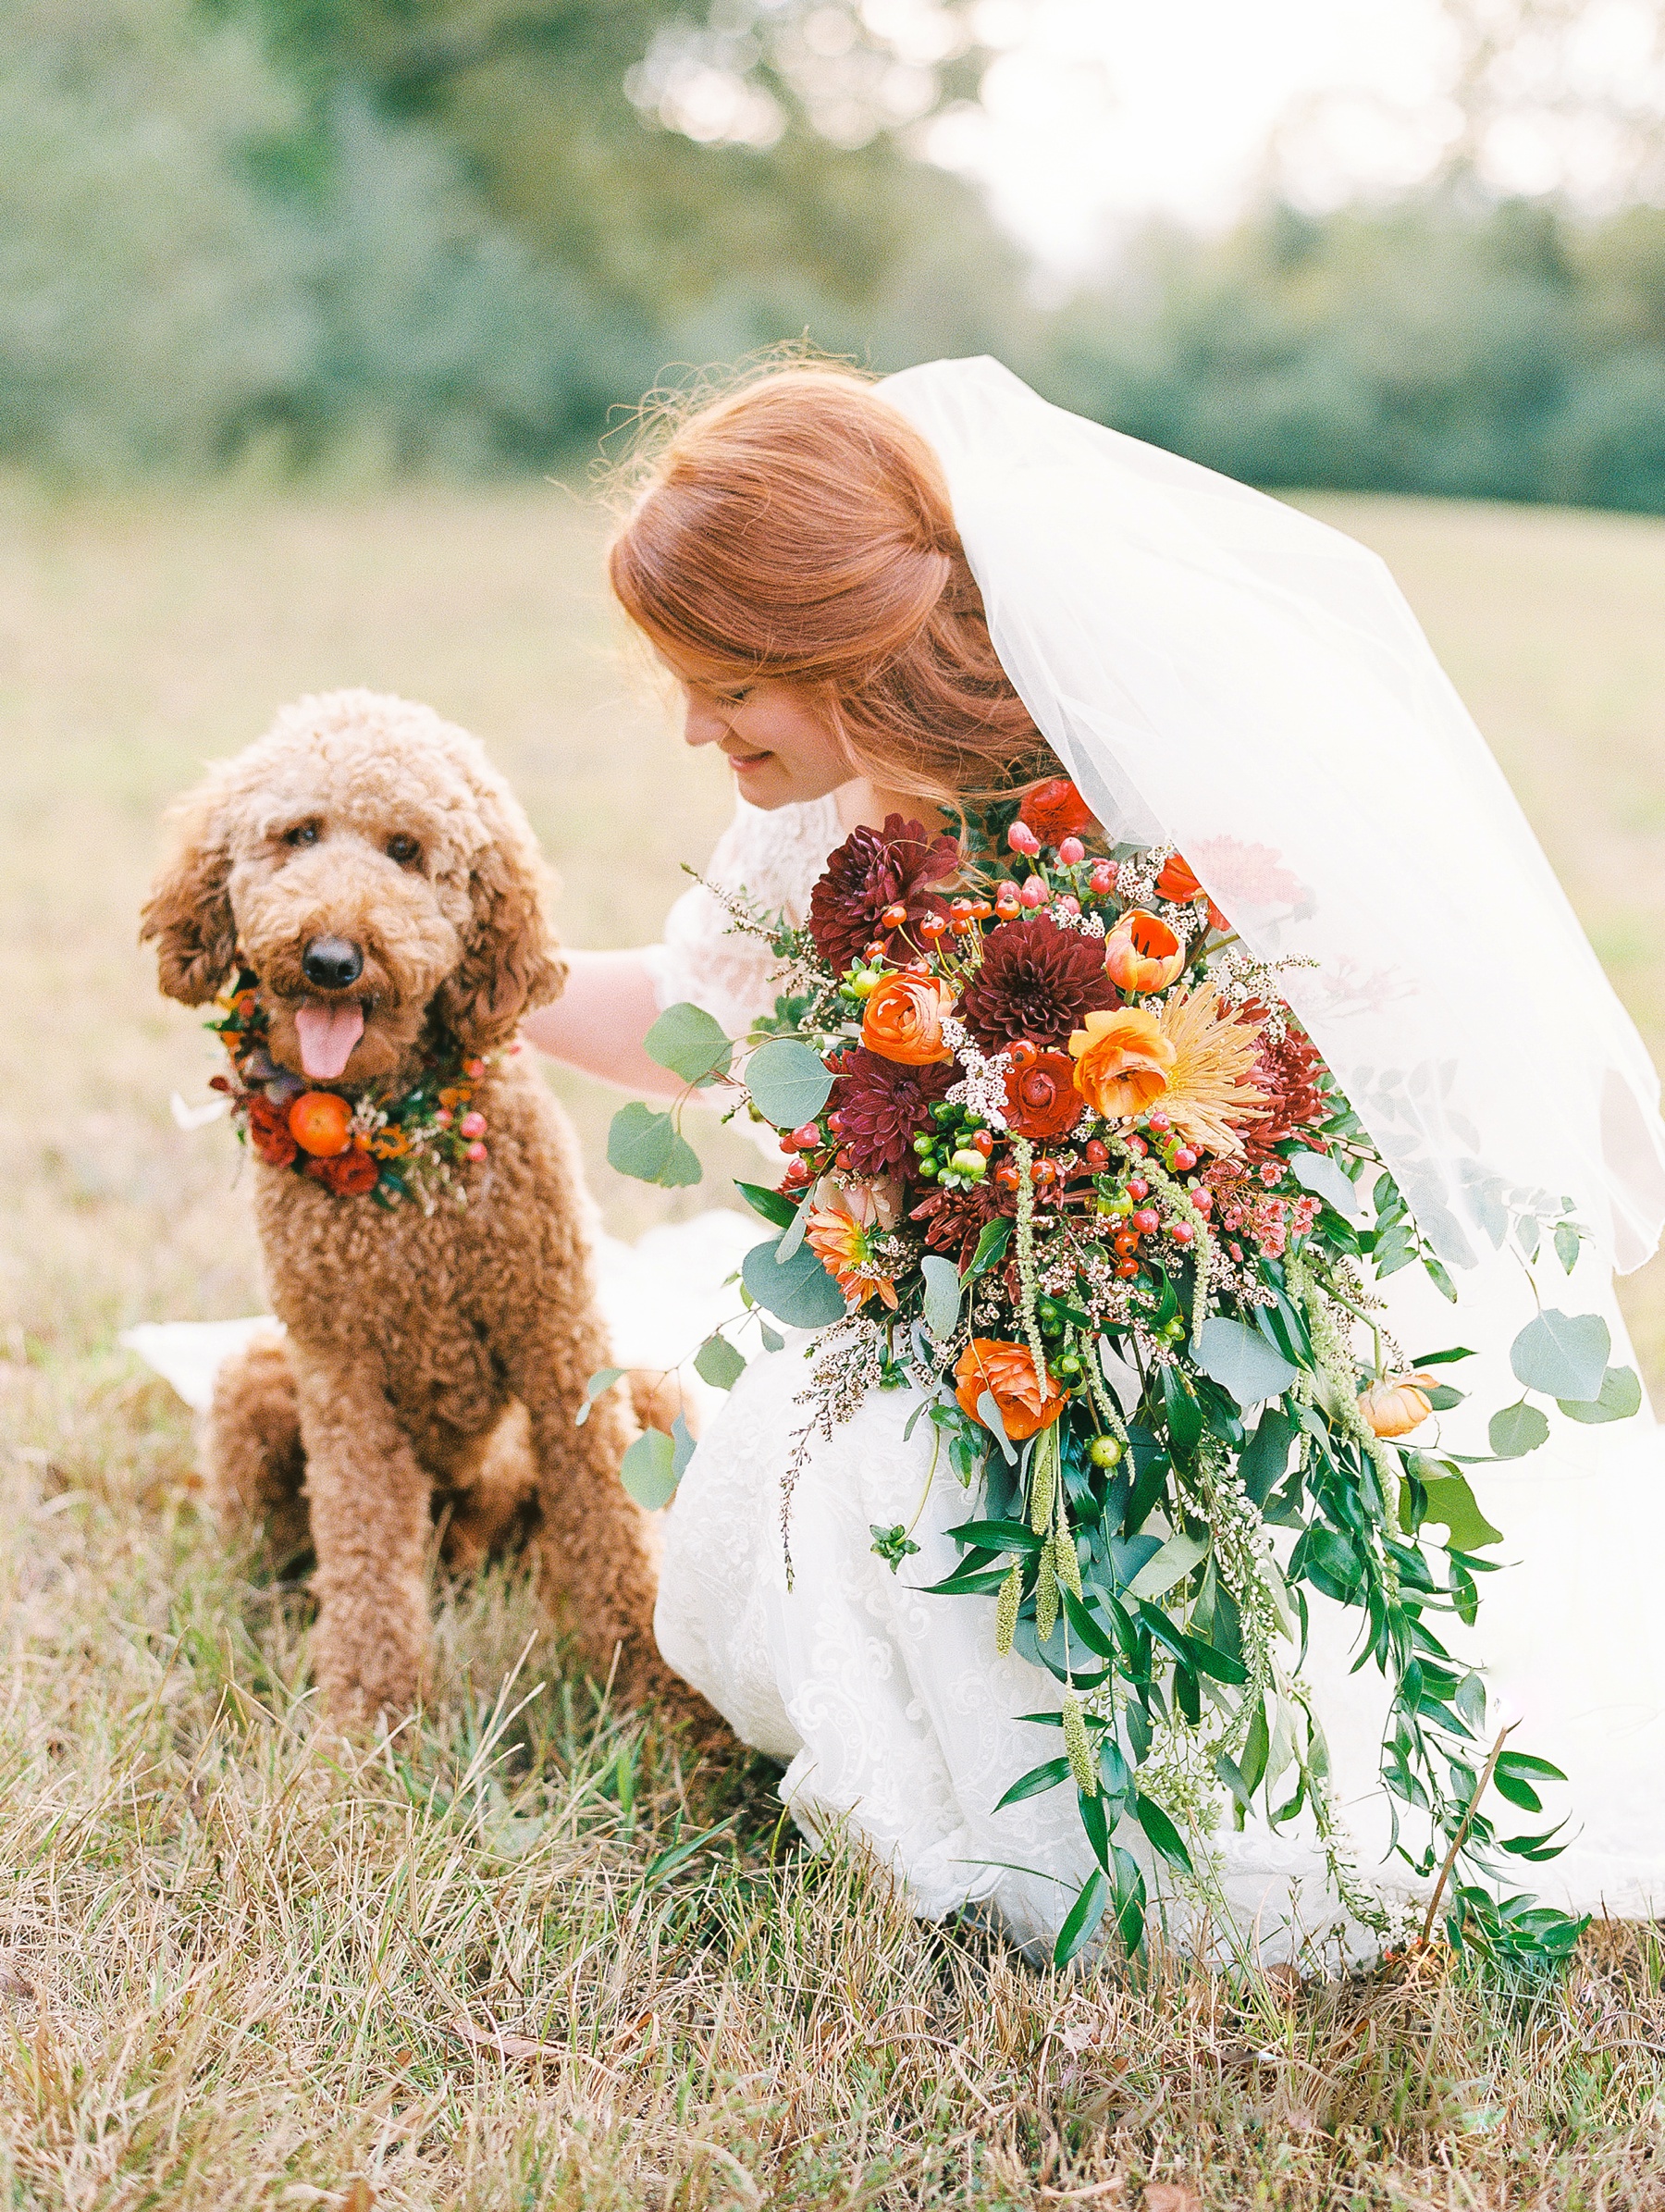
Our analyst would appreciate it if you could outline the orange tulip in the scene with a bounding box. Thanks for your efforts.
[1155,852,1229,932]
[1069,1007,1178,1121]
[1358,1375,1436,1439]
[1103,909,1186,995]
[860,971,955,1065]
[955,1338,1065,1440]
[288,1091,354,1157]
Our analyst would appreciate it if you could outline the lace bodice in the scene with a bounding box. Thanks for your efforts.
[644,796,842,1038]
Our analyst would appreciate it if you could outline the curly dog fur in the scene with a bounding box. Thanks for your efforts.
[142,688,705,1727]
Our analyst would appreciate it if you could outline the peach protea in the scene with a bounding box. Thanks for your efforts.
[1153,987,1267,1156]
[806,1202,898,1309]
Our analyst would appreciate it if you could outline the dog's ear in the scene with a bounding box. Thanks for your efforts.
[140,777,239,1005]
[440,785,566,1056]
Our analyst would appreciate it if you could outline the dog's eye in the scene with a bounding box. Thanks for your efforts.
[387,834,422,868]
[285,823,320,848]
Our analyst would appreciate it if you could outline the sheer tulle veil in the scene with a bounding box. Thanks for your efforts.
[880,356,1665,1279]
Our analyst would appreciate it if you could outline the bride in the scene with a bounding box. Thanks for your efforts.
[530,354,1665,1962]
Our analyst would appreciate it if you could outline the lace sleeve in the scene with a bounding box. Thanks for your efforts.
[644,796,839,1042]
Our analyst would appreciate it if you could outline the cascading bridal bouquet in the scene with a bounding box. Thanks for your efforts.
[606,779,1642,1970]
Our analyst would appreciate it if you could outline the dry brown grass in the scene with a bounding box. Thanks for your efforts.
[5,479,1665,2206]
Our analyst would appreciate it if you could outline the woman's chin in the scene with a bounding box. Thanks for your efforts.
[728,759,796,809]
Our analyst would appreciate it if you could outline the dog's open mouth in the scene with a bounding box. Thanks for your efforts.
[294,998,366,1081]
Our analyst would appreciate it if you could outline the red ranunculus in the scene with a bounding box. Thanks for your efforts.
[1018,777,1096,845]
[1003,1050,1083,1142]
[306,1149,380,1195]
[247,1093,298,1168]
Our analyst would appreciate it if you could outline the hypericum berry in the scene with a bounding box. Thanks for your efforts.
[949,1149,988,1180]
[866,940,886,960]
[1057,836,1086,867]
[1088,1435,1124,1468]
[1054,895,1080,917]
[1018,877,1047,908]
[465,1058,486,1080]
[1127,1176,1149,1200]
[1147,1109,1172,1133]
[1007,821,1042,858]
[1083,1139,1109,1170]
[791,1122,822,1151]
[968,1129,994,1156]
[1115,1258,1141,1279]
[827,1111,846,1133]
[1054,1351,1083,1380]
[1191,1188,1213,1216]
[1132,1207,1160,1235]
[1171,1145,1198,1172]
[912,1133,934,1155]
[1168,1221,1194,1245]
[835,1150,852,1171]
[995,1162,1020,1191]
[459,1110,487,1139]
[881,903,907,928]
[1126,1134,1148,1157]
[994,881,1022,917]
[435,1107,453,1128]
[1088,859,1117,896]
[465,1141,487,1162]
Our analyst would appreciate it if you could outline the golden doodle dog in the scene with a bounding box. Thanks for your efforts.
[142,688,702,1727]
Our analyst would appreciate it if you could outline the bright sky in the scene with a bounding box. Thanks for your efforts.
[924,0,1661,271]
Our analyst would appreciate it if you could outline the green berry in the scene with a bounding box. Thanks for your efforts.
[1055,1352,1082,1381]
[912,1133,934,1155]
[1088,1435,1124,1469]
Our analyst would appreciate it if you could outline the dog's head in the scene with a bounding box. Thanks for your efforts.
[142,690,565,1085]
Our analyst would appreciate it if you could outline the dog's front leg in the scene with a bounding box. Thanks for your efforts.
[290,1353,434,1724]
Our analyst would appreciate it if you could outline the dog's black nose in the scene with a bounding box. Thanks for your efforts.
[301,936,364,991]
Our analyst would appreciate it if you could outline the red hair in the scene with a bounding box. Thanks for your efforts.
[605,363,1051,813]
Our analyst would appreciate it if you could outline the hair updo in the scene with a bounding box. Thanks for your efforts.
[605,362,1051,813]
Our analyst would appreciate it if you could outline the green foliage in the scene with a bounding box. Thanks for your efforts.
[643,1000,732,1087]
[742,1038,833,1129]
[620,1425,678,1507]
[607,1101,703,1187]
[740,1233,845,1327]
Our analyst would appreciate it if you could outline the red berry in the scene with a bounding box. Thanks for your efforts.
[881,903,907,928]
[1114,1230,1139,1256]
[1089,860,1117,896]
[835,1150,852,1171]
[1007,1040,1040,1071]
[1018,877,1047,909]
[919,914,948,941]
[1168,1221,1194,1245]
[464,1141,487,1162]
[1083,1140,1109,1170]
[969,1130,994,1156]
[866,940,886,959]
[1126,1134,1148,1158]
[1127,1177,1149,1200]
[791,1122,822,1151]
[1031,1158,1058,1186]
[1191,1188,1213,1217]
[1054,895,1080,916]
[1116,1258,1141,1279]
[1147,1110,1171,1133]
[1133,1208,1160,1235]
[1058,836,1086,866]
[1171,1146,1198,1172]
[995,1162,1020,1191]
[1008,821,1042,857]
[465,1058,486,1081]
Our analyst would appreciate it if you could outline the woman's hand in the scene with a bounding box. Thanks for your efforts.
[522,948,684,1097]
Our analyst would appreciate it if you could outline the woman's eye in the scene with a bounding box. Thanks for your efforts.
[387,834,422,867]
[285,823,319,847]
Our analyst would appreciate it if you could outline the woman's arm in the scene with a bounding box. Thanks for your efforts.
[523,947,683,1097]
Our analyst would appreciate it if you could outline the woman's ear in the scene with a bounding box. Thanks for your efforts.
[439,787,566,1057]
[140,779,238,1005]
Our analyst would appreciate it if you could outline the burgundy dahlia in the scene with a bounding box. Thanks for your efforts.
[960,914,1119,1052]
[808,814,959,975]
[827,1045,955,1176]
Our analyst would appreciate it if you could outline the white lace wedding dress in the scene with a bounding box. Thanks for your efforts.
[651,797,1665,1964]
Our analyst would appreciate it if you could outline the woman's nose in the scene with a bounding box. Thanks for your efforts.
[682,691,730,749]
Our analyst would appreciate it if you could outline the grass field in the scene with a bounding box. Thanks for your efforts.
[6,479,1665,2207]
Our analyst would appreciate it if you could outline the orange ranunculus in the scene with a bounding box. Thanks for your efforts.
[1003,1050,1083,1143]
[1358,1374,1436,1439]
[247,1092,299,1168]
[306,1148,380,1196]
[955,1338,1065,1440]
[1103,909,1186,995]
[289,1090,354,1157]
[860,971,955,1065]
[1069,1007,1178,1120]
[1154,851,1229,933]
[1018,776,1097,844]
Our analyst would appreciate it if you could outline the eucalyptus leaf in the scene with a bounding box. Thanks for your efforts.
[1488,1402,1549,1459]
[1193,1316,1298,1407]
[1126,1529,1208,1600]
[975,1390,1018,1464]
[1289,1148,1361,1218]
[643,1000,733,1088]
[740,1235,846,1328]
[1554,1219,1582,1275]
[920,1254,962,1345]
[606,1102,703,1189]
[1510,1308,1610,1403]
[744,1038,833,1130]
[1558,1364,1643,1425]
[1422,1472,1504,1550]
[693,1333,746,1391]
[759,1322,785,1353]
[575,1365,624,1427]
[671,1412,698,1482]
[620,1427,678,1510]
[774,1193,810,1261]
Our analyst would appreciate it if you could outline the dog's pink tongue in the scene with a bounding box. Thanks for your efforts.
[294,999,364,1081]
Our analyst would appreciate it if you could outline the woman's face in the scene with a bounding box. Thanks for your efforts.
[677,673,853,811]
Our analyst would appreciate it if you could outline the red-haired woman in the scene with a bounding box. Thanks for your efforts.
[530,358,1665,1960]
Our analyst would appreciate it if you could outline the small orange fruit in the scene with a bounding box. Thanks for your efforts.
[289,1091,353,1157]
